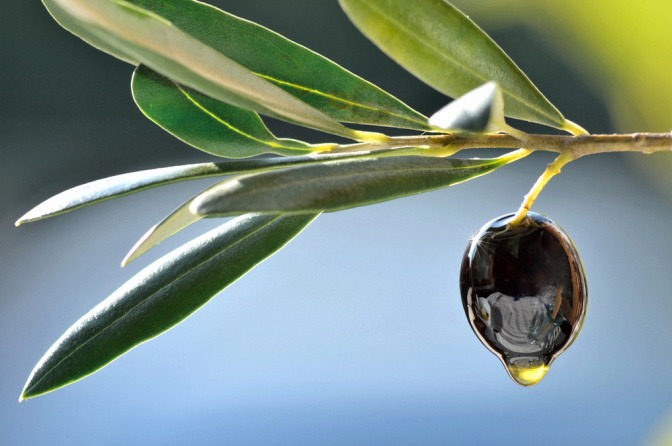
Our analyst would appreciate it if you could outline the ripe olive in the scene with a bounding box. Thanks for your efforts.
[459,212,587,386]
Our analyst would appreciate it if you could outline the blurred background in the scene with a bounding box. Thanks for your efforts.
[2,1,672,444]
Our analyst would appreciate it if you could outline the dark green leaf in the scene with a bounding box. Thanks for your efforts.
[20,213,317,400]
[132,66,313,158]
[339,0,572,131]
[429,82,505,132]
[48,0,375,140]
[127,0,430,131]
[191,153,524,217]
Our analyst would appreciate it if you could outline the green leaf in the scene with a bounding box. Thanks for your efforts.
[429,82,506,133]
[127,151,458,267]
[191,153,524,217]
[15,163,224,226]
[132,66,313,158]
[15,152,391,226]
[49,0,377,141]
[43,0,137,64]
[126,0,430,131]
[338,0,570,130]
[121,200,200,266]
[20,213,317,400]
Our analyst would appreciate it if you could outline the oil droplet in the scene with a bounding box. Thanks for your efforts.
[460,212,587,386]
[505,360,548,387]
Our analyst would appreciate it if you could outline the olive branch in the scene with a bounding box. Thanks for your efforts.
[17,0,671,399]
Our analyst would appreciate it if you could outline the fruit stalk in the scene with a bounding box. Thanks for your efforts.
[508,150,575,227]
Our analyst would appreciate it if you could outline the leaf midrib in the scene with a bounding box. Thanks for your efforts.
[254,73,429,128]
[175,83,309,152]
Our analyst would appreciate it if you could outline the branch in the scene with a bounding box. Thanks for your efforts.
[328,132,672,157]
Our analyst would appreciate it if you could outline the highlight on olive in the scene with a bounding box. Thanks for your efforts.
[459,212,587,386]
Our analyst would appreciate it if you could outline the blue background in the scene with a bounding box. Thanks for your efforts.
[3,1,672,444]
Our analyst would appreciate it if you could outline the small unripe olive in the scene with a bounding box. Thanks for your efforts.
[460,212,587,386]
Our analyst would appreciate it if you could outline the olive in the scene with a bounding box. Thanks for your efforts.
[459,212,587,386]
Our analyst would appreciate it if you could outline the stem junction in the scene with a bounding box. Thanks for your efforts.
[326,130,672,222]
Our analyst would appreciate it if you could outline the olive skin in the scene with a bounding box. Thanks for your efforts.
[460,212,587,386]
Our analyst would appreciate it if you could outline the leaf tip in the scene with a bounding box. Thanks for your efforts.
[18,383,53,402]
[19,381,38,402]
[15,210,36,227]
[188,197,207,217]
[17,389,35,402]
[122,230,154,267]
[15,207,44,226]
[120,247,140,267]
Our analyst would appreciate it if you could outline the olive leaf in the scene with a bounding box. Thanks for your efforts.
[49,0,377,141]
[43,0,137,64]
[127,0,430,131]
[20,213,318,400]
[45,0,427,135]
[15,151,392,226]
[191,154,522,217]
[132,65,314,158]
[122,200,200,266]
[429,82,506,133]
[16,163,223,226]
[338,0,572,131]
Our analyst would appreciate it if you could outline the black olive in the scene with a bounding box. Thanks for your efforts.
[460,212,587,386]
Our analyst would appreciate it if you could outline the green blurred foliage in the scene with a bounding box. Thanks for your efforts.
[452,0,672,132]
[452,0,672,192]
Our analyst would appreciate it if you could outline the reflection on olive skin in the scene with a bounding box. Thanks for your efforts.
[460,212,587,386]
[477,289,566,353]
